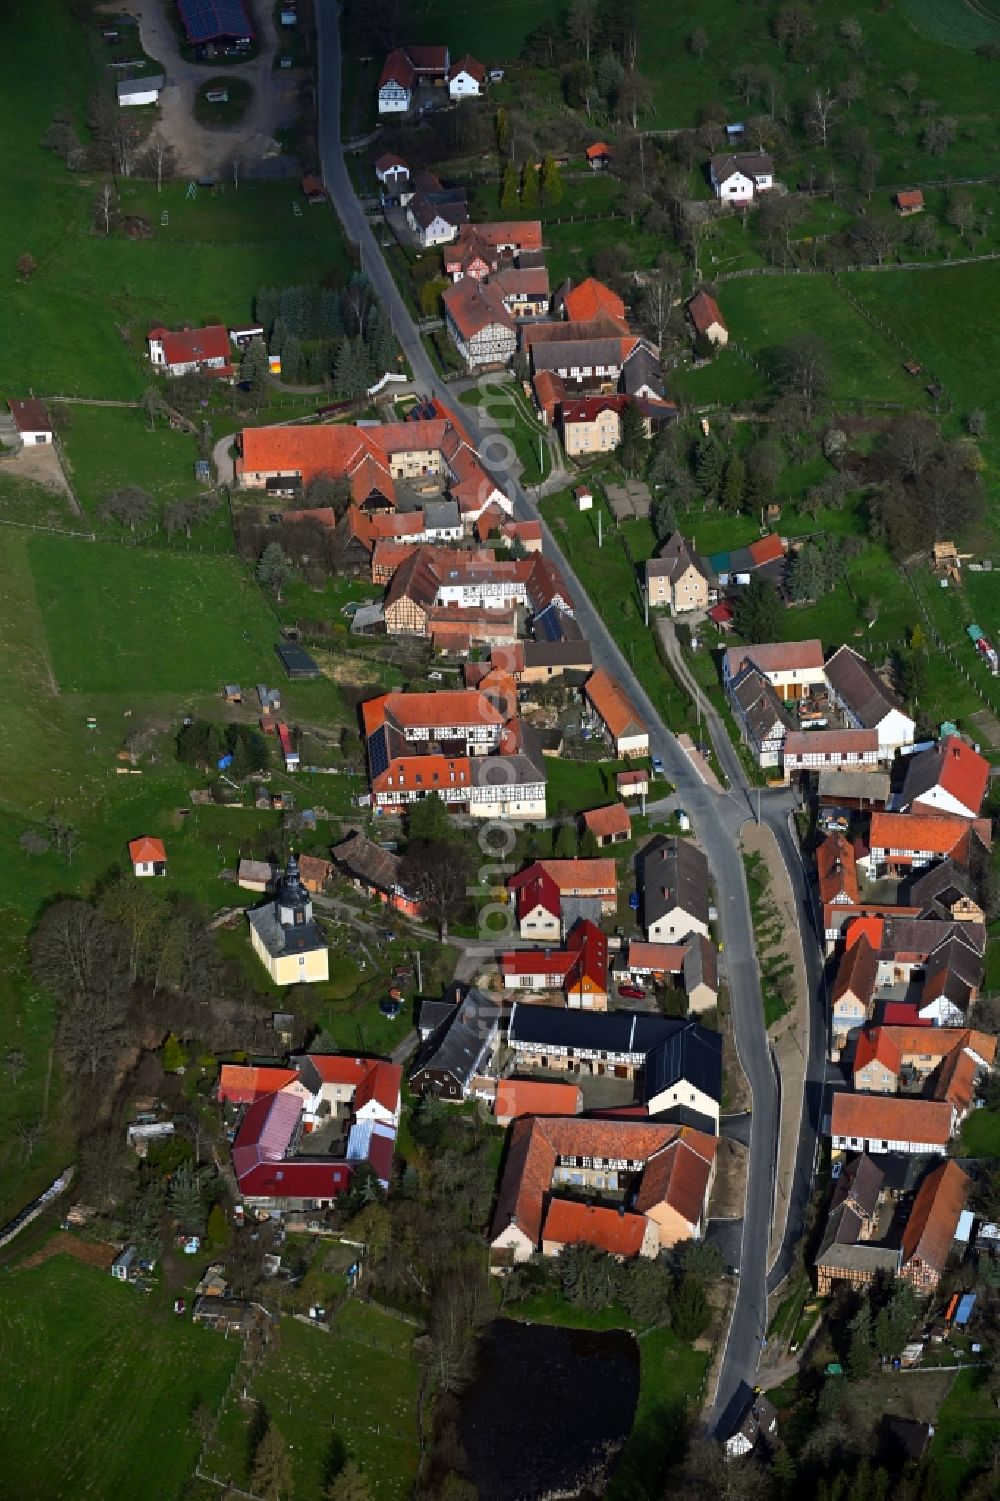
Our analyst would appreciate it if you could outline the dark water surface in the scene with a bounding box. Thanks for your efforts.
[458,1318,640,1501]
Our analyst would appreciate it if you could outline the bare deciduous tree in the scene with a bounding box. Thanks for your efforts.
[93,182,117,237]
[805,86,838,148]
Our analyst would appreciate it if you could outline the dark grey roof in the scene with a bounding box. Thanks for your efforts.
[275,641,320,678]
[117,73,164,95]
[831,1152,884,1222]
[561,895,603,930]
[637,835,710,933]
[621,343,662,396]
[332,830,402,893]
[530,337,626,373]
[410,987,500,1089]
[825,646,908,728]
[815,1238,898,1278]
[682,934,718,997]
[509,1002,683,1058]
[816,1201,865,1262]
[470,745,545,791]
[654,530,715,587]
[905,859,974,917]
[730,664,792,746]
[418,997,458,1039]
[711,151,774,181]
[522,640,593,669]
[423,499,461,531]
[643,1020,723,1106]
[730,1392,778,1448]
[247,902,326,958]
[647,1102,718,1135]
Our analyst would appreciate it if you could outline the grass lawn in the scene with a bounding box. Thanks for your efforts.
[929,1368,998,1499]
[0,0,350,400]
[543,216,662,287]
[716,278,920,407]
[193,76,253,126]
[0,467,80,529]
[30,537,279,696]
[460,382,550,484]
[670,348,769,408]
[545,756,648,815]
[56,405,222,538]
[206,1302,421,1499]
[405,0,560,57]
[961,1106,1000,1157]
[0,1256,239,1500]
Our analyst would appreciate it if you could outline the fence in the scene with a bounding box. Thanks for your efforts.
[0,1166,75,1250]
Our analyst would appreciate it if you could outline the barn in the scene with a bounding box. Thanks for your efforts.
[176,0,254,46]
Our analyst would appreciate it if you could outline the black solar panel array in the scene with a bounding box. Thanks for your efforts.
[367,728,390,781]
[177,0,253,44]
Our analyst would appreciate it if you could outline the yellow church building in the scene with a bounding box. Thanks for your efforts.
[247,854,329,986]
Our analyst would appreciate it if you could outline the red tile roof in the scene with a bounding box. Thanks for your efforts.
[633,1129,717,1224]
[512,864,562,922]
[830,1093,954,1146]
[747,533,786,566]
[384,688,505,731]
[725,639,823,677]
[8,398,51,434]
[509,858,618,898]
[831,934,878,1008]
[901,1160,969,1278]
[494,1080,582,1122]
[585,668,645,742]
[687,291,726,338]
[542,1199,647,1257]
[854,1027,901,1078]
[218,1064,298,1104]
[563,277,626,325]
[353,1059,402,1116]
[881,1003,931,1027]
[869,812,985,859]
[582,803,632,840]
[586,142,612,160]
[149,323,231,371]
[129,836,166,865]
[448,54,486,83]
[443,278,515,339]
[845,916,884,951]
[897,190,924,209]
[911,736,989,817]
[817,833,859,906]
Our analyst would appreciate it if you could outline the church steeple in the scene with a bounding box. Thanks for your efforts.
[276,853,311,928]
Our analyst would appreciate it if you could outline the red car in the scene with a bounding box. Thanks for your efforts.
[618,984,646,1000]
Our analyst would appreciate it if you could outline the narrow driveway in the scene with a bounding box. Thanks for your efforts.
[314,1,820,1433]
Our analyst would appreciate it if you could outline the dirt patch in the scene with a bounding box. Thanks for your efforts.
[717,986,752,1115]
[120,215,154,239]
[18,1230,118,1272]
[3,442,78,507]
[710,1136,748,1220]
[969,707,1000,749]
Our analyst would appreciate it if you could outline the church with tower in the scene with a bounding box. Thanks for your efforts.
[247,854,330,986]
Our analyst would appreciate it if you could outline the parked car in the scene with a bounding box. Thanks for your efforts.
[618,984,646,1000]
[651,755,664,776]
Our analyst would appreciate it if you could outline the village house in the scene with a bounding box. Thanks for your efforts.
[830,934,879,1059]
[117,73,165,107]
[493,1078,583,1128]
[619,936,719,1014]
[783,727,880,779]
[896,190,924,216]
[645,531,716,613]
[409,986,501,1099]
[491,267,551,320]
[129,836,167,877]
[489,1116,717,1267]
[148,324,233,378]
[638,836,711,944]
[374,153,410,201]
[584,668,649,757]
[865,811,992,877]
[8,398,53,445]
[559,394,675,457]
[377,45,450,114]
[824,645,916,757]
[447,54,485,97]
[709,532,786,588]
[506,1005,723,1126]
[508,858,618,939]
[585,142,612,170]
[246,854,329,986]
[724,1393,779,1461]
[560,277,626,326]
[238,858,275,893]
[580,802,631,848]
[828,1092,955,1155]
[709,151,774,202]
[899,1160,970,1292]
[853,1024,995,1108]
[906,860,985,925]
[728,664,793,769]
[724,640,826,702]
[406,189,469,248]
[686,291,729,348]
[442,278,517,369]
[501,918,610,1009]
[617,768,649,800]
[814,1155,898,1295]
[899,736,989,821]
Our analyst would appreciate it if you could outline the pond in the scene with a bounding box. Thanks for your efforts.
[458,1319,640,1501]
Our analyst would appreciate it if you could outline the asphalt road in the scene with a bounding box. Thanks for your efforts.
[314,2,822,1434]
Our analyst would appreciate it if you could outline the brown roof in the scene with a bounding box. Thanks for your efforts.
[825,645,909,727]
[901,1160,969,1277]
[784,728,879,758]
[517,858,618,894]
[443,278,515,339]
[331,830,404,893]
[931,1047,979,1115]
[542,1199,647,1257]
[296,854,331,887]
[831,934,877,1010]
[563,277,626,325]
[687,291,726,338]
[581,803,632,840]
[830,1093,954,1146]
[869,812,988,859]
[8,398,51,434]
[494,1080,582,1121]
[585,668,645,741]
[897,190,924,209]
[632,1129,717,1224]
[817,833,859,906]
[725,640,825,677]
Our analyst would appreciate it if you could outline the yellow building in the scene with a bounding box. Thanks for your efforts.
[247,855,329,986]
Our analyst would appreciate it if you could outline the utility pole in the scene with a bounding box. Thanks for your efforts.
[756,786,761,825]
[597,508,602,548]
[413,948,423,992]
[643,585,648,627]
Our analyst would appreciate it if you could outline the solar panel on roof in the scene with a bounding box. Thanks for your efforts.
[176,0,254,44]
[536,604,564,642]
[368,728,390,780]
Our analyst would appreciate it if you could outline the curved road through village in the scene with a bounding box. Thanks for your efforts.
[314,2,826,1434]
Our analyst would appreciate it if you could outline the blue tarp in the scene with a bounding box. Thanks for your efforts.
[955,1293,977,1328]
